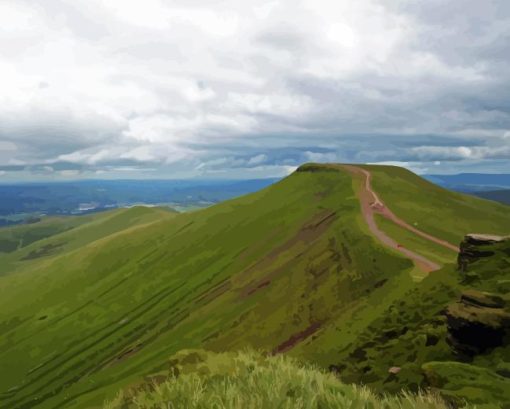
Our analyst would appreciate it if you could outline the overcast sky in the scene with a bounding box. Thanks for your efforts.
[1,0,509,180]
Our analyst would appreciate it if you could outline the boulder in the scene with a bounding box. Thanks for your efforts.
[445,290,510,356]
[458,234,508,273]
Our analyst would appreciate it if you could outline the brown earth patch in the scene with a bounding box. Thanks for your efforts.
[246,280,271,296]
[272,322,322,354]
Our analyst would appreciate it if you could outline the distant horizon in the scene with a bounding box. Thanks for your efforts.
[0,176,283,185]
[1,166,510,184]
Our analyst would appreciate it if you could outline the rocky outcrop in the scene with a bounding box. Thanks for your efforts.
[458,234,508,273]
[460,289,505,308]
[445,290,510,356]
[445,234,510,356]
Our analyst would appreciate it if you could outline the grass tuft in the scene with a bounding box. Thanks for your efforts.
[104,350,467,409]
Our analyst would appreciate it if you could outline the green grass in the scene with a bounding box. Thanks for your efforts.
[335,265,460,392]
[0,206,176,276]
[104,349,463,409]
[374,214,457,273]
[0,164,509,408]
[422,361,510,407]
[0,215,90,253]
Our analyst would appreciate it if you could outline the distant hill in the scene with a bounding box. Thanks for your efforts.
[424,173,510,206]
[425,173,510,192]
[474,189,510,205]
[0,164,509,408]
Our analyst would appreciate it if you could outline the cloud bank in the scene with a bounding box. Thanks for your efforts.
[1,0,509,180]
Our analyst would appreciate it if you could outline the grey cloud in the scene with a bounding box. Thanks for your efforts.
[0,109,125,162]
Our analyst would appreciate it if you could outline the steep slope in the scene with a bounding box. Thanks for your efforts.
[0,164,509,408]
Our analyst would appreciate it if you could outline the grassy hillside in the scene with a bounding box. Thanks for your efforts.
[0,164,509,408]
[1,168,406,408]
[0,206,176,276]
[363,165,510,245]
[0,216,89,253]
[374,214,456,267]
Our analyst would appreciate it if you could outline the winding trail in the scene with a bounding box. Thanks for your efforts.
[342,165,459,273]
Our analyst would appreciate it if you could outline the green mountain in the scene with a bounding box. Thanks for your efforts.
[0,164,509,409]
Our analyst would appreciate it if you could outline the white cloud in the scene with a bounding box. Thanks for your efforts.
[247,154,268,165]
[59,170,80,177]
[411,145,510,161]
[226,93,312,117]
[412,146,474,160]
[0,2,39,32]
[304,151,338,163]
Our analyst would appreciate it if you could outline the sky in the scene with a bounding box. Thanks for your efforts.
[0,0,509,181]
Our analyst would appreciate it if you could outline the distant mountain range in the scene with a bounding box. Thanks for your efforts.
[474,189,510,205]
[424,173,510,192]
[0,178,279,224]
[424,173,510,205]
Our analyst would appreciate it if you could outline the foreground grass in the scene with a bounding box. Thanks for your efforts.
[104,350,465,409]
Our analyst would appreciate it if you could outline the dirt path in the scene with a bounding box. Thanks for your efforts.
[343,165,459,273]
